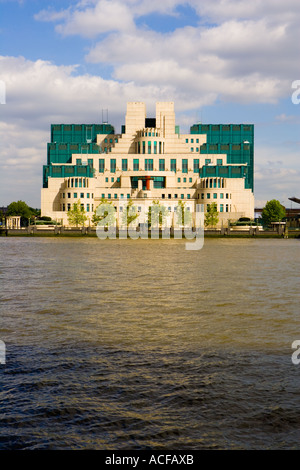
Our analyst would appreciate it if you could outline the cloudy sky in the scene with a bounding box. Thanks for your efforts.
[0,0,300,209]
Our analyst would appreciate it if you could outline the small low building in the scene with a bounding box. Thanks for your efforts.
[6,216,21,229]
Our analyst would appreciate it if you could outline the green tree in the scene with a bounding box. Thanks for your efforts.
[121,198,139,227]
[175,200,192,227]
[204,202,219,228]
[261,199,286,227]
[6,200,32,226]
[147,200,168,228]
[92,198,116,227]
[29,207,41,218]
[67,199,88,227]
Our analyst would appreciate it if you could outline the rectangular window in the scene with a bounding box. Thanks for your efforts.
[207,193,211,199]
[105,177,108,183]
[191,148,194,152]
[108,194,111,199]
[220,193,224,199]
[154,141,157,154]
[185,138,188,143]
[110,159,116,173]
[183,177,186,183]
[148,141,151,154]
[87,193,90,198]
[171,159,176,172]
[187,194,191,199]
[133,159,139,171]
[127,194,130,199]
[213,193,217,199]
[220,204,224,212]
[189,177,192,182]
[217,159,223,165]
[201,193,204,199]
[174,194,178,198]
[67,203,71,211]
[191,139,194,143]
[205,158,211,165]
[145,159,153,171]
[142,142,146,154]
[76,158,82,165]
[181,194,184,199]
[73,193,77,198]
[159,159,165,171]
[80,193,84,198]
[193,159,199,173]
[68,193,71,198]
[182,159,188,173]
[63,204,65,211]
[177,177,181,183]
[87,204,90,212]
[111,177,114,182]
[122,159,128,171]
[114,194,117,199]
[226,204,229,212]
[102,193,105,199]
[99,158,105,173]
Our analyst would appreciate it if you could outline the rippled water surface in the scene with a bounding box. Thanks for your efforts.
[1,236,300,449]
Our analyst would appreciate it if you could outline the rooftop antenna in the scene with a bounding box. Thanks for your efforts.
[102,109,108,124]
[197,109,203,124]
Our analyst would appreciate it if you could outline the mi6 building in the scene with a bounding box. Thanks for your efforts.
[41,101,254,227]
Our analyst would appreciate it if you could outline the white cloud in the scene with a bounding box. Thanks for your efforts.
[34,0,300,105]
[192,0,300,23]
[254,142,300,206]
[36,0,136,38]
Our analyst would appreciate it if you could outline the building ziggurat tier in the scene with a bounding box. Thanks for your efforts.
[41,101,254,228]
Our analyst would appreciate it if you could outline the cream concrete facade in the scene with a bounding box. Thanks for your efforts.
[41,102,254,227]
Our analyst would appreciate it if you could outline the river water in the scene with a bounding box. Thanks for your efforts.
[0,236,300,450]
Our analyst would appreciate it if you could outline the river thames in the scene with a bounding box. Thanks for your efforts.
[0,236,300,449]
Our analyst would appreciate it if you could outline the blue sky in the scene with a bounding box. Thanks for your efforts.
[0,0,300,208]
